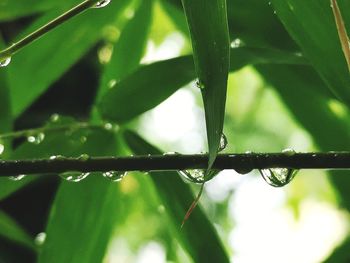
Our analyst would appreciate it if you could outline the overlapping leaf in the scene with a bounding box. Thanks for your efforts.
[270,0,350,106]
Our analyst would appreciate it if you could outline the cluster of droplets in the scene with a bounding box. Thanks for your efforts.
[27,132,45,144]
[0,57,11,67]
[93,0,111,8]
[259,148,298,187]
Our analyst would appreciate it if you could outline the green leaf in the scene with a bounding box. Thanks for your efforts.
[270,0,350,106]
[7,0,129,117]
[38,129,121,263]
[96,0,153,101]
[0,210,35,250]
[99,46,306,123]
[181,0,230,169]
[257,64,350,206]
[99,55,195,122]
[123,130,229,263]
[0,0,80,21]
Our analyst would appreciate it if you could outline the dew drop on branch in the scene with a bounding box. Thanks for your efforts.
[259,168,298,187]
[102,171,127,182]
[60,172,90,182]
[0,57,11,67]
[8,174,26,181]
[218,133,228,152]
[195,79,205,90]
[34,232,46,246]
[179,170,205,184]
[93,0,111,8]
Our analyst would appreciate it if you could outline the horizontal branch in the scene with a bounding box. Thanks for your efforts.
[0,152,349,176]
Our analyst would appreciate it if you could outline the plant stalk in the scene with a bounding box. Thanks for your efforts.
[0,152,349,176]
[0,0,100,61]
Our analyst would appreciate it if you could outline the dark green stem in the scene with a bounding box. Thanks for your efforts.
[0,0,100,61]
[0,122,103,140]
[0,152,349,176]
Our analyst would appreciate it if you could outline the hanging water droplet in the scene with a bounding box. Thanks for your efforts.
[102,171,127,182]
[218,133,228,152]
[259,168,298,187]
[93,0,111,8]
[195,79,205,90]
[8,174,26,181]
[0,57,11,67]
[60,172,89,182]
[179,170,206,184]
[234,168,253,175]
[78,154,90,161]
[282,148,296,156]
[0,144,4,155]
[34,232,46,246]
[27,133,45,144]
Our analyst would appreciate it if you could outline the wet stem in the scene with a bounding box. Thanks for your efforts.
[0,0,101,62]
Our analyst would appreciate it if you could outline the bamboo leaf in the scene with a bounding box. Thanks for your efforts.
[99,46,306,123]
[38,130,121,263]
[6,0,129,117]
[123,130,229,263]
[96,0,153,100]
[181,0,230,169]
[0,210,35,250]
[270,0,350,106]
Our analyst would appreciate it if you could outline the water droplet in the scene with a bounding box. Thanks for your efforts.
[234,168,253,175]
[49,113,60,123]
[195,79,205,90]
[104,122,113,130]
[180,169,205,184]
[108,79,117,89]
[259,168,298,187]
[93,0,111,8]
[102,171,127,182]
[282,148,296,156]
[60,172,89,182]
[218,133,228,152]
[0,144,4,155]
[34,232,46,246]
[163,151,179,155]
[50,155,65,160]
[27,133,45,144]
[230,38,244,48]
[78,154,90,161]
[8,174,26,181]
[0,57,11,67]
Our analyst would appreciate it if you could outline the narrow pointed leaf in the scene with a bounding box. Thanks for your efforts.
[7,0,129,117]
[99,46,305,123]
[0,210,35,250]
[123,130,229,263]
[181,0,230,169]
[38,130,121,263]
[270,0,350,106]
[96,0,153,100]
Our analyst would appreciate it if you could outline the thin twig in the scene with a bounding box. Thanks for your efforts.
[0,0,100,61]
[0,152,349,176]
